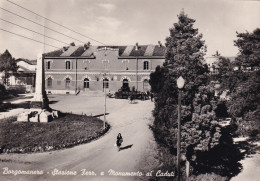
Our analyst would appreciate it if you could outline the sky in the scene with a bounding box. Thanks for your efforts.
[0,0,260,60]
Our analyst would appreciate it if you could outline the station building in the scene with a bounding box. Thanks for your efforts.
[43,43,166,94]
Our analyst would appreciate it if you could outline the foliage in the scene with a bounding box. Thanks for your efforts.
[234,28,260,68]
[0,84,8,102]
[150,11,225,176]
[227,70,259,118]
[0,50,17,85]
[150,11,209,127]
[182,86,221,153]
[214,29,260,138]
[189,173,228,181]
[190,126,243,178]
[213,54,235,92]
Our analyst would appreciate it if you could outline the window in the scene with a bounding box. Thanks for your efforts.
[143,61,149,70]
[143,79,149,90]
[122,79,129,90]
[65,61,71,70]
[103,78,109,89]
[47,77,52,88]
[46,61,51,70]
[65,78,70,88]
[84,78,89,88]
[122,60,129,70]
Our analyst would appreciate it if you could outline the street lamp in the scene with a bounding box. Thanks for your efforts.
[103,73,107,130]
[176,76,185,181]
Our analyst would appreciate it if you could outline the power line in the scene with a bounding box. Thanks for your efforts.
[0,28,60,49]
[0,6,86,44]
[6,0,107,45]
[0,18,70,45]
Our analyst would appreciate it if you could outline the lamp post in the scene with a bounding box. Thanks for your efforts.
[103,73,107,130]
[176,76,185,181]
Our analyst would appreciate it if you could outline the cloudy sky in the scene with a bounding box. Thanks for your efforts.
[0,0,260,60]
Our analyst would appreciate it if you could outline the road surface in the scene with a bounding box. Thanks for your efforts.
[0,95,159,181]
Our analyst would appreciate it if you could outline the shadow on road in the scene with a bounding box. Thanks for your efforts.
[93,113,110,117]
[0,101,30,112]
[120,144,133,151]
[48,100,59,104]
[129,102,138,104]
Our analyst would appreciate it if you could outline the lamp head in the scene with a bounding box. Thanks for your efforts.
[177,76,185,89]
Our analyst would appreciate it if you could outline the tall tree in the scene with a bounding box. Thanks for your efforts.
[0,50,17,85]
[234,28,260,69]
[150,11,222,175]
[228,28,260,120]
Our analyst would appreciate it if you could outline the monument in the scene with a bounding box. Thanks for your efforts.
[31,53,49,109]
[17,54,58,123]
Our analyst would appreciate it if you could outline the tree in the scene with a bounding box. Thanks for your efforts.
[212,52,238,93]
[150,11,222,176]
[228,70,259,118]
[234,28,260,68]
[0,50,17,85]
[226,28,260,138]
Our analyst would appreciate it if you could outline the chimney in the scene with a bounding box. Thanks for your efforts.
[70,42,75,46]
[63,46,68,52]
[84,42,91,51]
[135,42,139,50]
[158,41,162,47]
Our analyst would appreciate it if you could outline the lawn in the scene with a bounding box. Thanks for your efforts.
[0,113,109,154]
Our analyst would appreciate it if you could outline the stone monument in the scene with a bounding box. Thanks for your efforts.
[31,53,49,109]
[17,54,58,123]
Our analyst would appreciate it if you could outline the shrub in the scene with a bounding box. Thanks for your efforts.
[189,173,228,181]
[0,83,8,101]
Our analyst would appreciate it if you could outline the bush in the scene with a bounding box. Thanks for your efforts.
[190,173,228,181]
[7,85,26,95]
[0,83,8,101]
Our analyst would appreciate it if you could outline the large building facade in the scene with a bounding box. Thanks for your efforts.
[43,43,166,94]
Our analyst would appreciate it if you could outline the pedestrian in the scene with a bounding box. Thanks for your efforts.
[150,93,154,102]
[141,92,144,101]
[116,133,123,151]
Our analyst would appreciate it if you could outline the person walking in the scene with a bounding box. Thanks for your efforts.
[116,133,123,151]
[150,92,154,102]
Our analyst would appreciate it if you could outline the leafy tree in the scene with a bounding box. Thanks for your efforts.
[228,70,259,118]
[234,28,260,68]
[0,50,17,85]
[150,11,223,176]
[224,28,260,138]
[228,28,260,118]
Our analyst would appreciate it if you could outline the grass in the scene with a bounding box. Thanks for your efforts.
[0,113,109,154]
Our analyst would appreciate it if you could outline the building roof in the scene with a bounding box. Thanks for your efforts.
[44,44,166,59]
[16,58,37,65]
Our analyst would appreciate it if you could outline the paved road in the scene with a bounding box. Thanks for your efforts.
[0,95,157,181]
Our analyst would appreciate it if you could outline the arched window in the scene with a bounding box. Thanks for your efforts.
[103,78,109,89]
[47,77,52,88]
[65,78,70,88]
[122,79,129,90]
[65,61,71,70]
[143,61,149,70]
[84,78,89,88]
[143,79,149,90]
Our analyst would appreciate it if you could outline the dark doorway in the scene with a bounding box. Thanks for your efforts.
[84,78,89,89]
